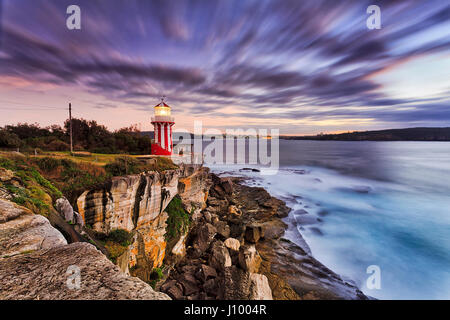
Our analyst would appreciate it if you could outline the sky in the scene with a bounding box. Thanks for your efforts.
[0,0,449,135]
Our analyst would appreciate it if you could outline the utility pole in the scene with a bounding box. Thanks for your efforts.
[69,102,73,154]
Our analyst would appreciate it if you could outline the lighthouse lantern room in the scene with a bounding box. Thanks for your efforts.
[151,98,175,156]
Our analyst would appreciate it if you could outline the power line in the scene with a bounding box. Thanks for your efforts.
[0,99,67,110]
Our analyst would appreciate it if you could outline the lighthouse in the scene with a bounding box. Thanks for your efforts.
[151,98,175,156]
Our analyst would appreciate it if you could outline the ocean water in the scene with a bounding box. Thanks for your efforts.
[208,140,450,299]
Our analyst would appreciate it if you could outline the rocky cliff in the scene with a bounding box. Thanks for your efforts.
[75,164,210,281]
[0,198,169,300]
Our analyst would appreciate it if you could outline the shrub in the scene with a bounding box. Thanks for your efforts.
[35,157,61,171]
[106,229,134,246]
[165,196,190,242]
[104,156,140,176]
[155,157,178,171]
[46,139,69,151]
[148,267,164,289]
[0,129,22,148]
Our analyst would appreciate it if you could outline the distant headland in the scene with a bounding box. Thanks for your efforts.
[281,127,450,141]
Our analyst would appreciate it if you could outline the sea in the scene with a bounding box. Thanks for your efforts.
[207,140,450,300]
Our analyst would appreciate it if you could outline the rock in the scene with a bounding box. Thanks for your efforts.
[55,197,74,223]
[0,168,14,182]
[203,278,218,296]
[161,281,184,300]
[261,220,286,240]
[238,245,262,273]
[178,167,210,220]
[73,211,84,227]
[179,273,199,296]
[0,242,170,300]
[224,238,240,252]
[294,214,320,226]
[223,266,251,299]
[220,178,233,195]
[196,264,217,282]
[208,241,232,272]
[0,199,67,258]
[228,205,242,217]
[207,198,227,207]
[245,225,263,243]
[203,211,212,223]
[171,234,187,257]
[214,220,230,238]
[293,209,308,215]
[76,171,179,233]
[249,273,273,300]
[310,227,324,236]
[193,223,217,254]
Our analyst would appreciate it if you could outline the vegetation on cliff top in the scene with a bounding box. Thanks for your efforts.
[0,120,152,154]
[0,154,62,216]
[0,152,178,207]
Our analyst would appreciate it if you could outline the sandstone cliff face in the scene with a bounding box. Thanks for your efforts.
[77,170,179,233]
[76,165,210,278]
[178,166,210,220]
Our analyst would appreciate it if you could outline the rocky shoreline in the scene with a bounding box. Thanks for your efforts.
[160,173,367,300]
[0,156,367,300]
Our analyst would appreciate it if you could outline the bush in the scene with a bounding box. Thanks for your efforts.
[105,156,140,176]
[165,196,190,242]
[35,157,61,171]
[106,229,134,246]
[0,129,22,148]
[46,139,69,151]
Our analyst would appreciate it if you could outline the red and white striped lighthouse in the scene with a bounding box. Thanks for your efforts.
[151,98,175,156]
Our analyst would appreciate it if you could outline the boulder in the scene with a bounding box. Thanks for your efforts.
[0,199,67,258]
[73,211,84,227]
[245,224,264,243]
[203,278,218,297]
[238,245,262,273]
[220,178,233,195]
[208,241,232,272]
[0,168,14,182]
[0,242,170,300]
[224,238,240,252]
[228,205,242,217]
[193,223,217,254]
[161,281,183,300]
[249,273,273,300]
[214,220,231,238]
[196,264,217,282]
[222,266,251,299]
[179,273,199,296]
[55,197,74,223]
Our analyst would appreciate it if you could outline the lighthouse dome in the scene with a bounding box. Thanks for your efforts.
[154,101,171,116]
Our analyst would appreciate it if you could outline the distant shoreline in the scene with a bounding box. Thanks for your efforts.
[280,127,450,141]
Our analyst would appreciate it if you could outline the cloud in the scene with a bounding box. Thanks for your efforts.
[0,0,449,129]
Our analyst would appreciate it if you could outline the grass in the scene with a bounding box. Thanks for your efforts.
[0,154,61,215]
